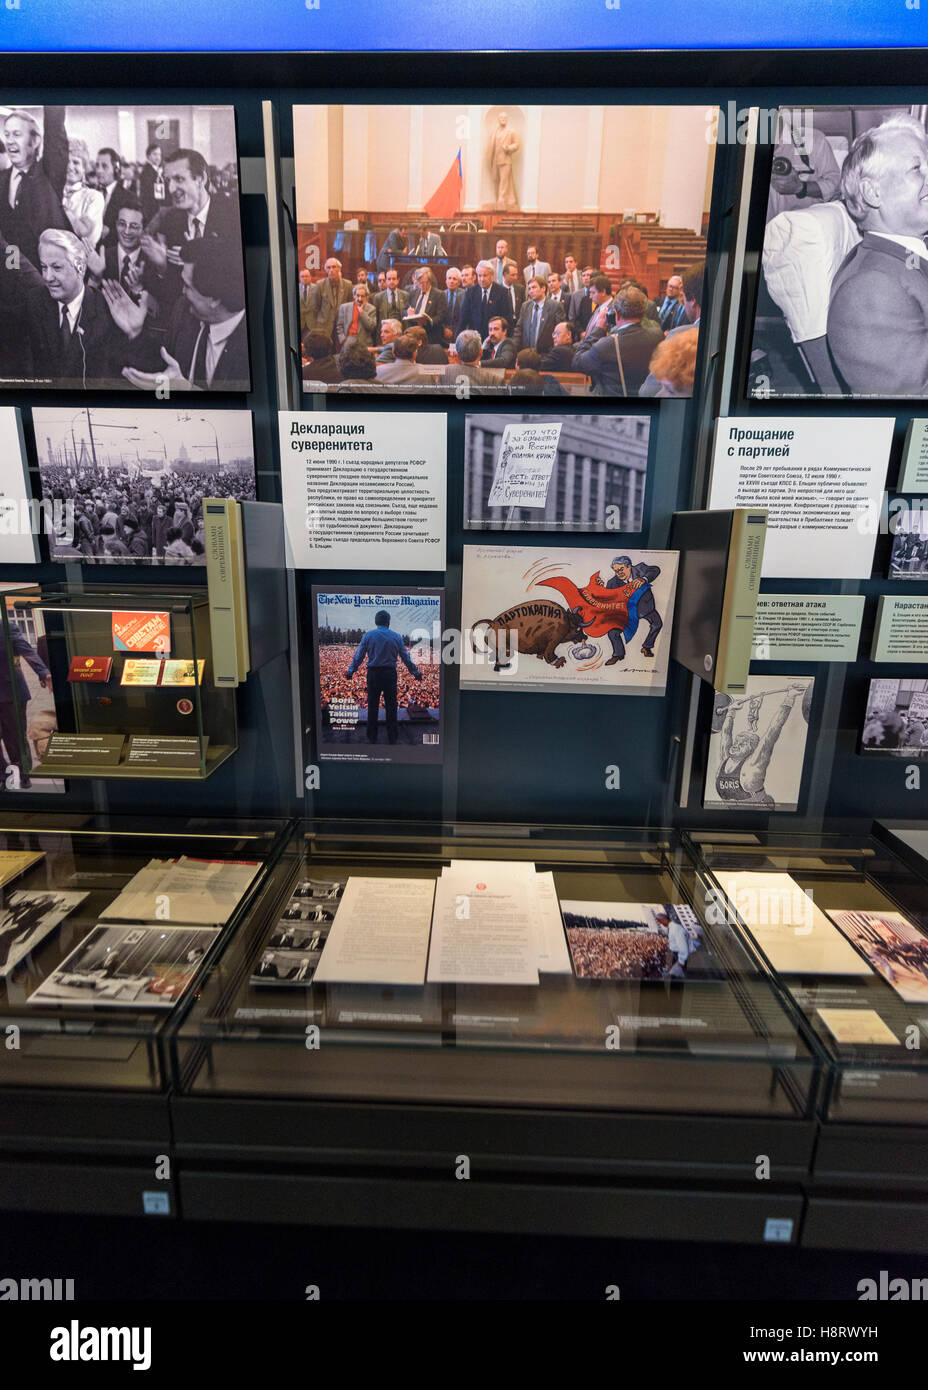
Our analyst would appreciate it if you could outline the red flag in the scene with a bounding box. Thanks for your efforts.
[424,148,463,219]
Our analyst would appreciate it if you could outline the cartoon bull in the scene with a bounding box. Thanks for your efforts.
[471,600,587,672]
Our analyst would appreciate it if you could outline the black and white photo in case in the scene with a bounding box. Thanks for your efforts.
[751,104,928,399]
[34,408,256,564]
[250,890,338,986]
[0,103,248,391]
[30,922,219,1008]
[463,413,650,531]
[889,512,928,579]
[0,890,87,977]
[862,678,928,756]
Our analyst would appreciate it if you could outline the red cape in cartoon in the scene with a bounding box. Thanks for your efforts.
[539,572,645,639]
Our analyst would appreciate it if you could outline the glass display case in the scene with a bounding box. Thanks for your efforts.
[0,813,287,1093]
[1,584,236,781]
[688,829,928,1128]
[176,820,820,1115]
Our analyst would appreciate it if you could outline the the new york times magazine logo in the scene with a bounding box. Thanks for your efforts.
[49,1320,151,1371]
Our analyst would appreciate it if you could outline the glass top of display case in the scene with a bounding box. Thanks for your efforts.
[0,813,288,1091]
[175,819,823,1118]
[688,829,928,1125]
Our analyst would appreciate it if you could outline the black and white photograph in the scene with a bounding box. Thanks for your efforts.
[0,102,249,391]
[464,413,650,531]
[888,513,928,579]
[293,879,345,902]
[862,677,928,756]
[34,408,256,564]
[0,890,87,977]
[279,899,336,926]
[29,922,218,1008]
[251,931,330,987]
[751,104,928,398]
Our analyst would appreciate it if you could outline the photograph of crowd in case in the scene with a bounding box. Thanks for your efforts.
[34,408,256,564]
[313,590,443,765]
[294,104,714,398]
[561,902,704,981]
[0,103,249,391]
[826,909,928,1005]
[862,677,928,756]
[464,413,650,531]
[889,513,928,579]
[751,104,928,398]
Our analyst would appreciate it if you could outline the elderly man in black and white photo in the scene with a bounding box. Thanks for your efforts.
[827,113,928,395]
[0,108,70,270]
[25,228,127,387]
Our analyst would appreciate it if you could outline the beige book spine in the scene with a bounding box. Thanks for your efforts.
[715,507,767,694]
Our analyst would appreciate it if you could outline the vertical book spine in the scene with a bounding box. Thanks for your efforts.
[715,507,767,695]
[204,498,243,687]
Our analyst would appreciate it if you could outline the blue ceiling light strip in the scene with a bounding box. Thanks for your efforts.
[0,0,923,54]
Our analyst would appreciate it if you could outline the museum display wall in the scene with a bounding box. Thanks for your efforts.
[1,57,928,1247]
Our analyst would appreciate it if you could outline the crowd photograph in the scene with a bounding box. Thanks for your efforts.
[752,103,928,397]
[295,103,713,397]
[34,408,256,564]
[0,102,249,391]
[563,902,703,980]
[862,678,928,756]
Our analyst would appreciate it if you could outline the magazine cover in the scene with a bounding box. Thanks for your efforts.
[561,902,703,981]
[460,544,677,694]
[704,677,814,812]
[312,587,444,764]
[30,922,218,1009]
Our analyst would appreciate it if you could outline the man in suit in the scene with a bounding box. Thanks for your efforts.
[376,332,422,384]
[828,115,928,394]
[415,225,446,257]
[0,109,70,272]
[522,244,551,285]
[376,317,403,362]
[25,228,127,387]
[578,273,614,344]
[298,268,315,334]
[639,261,703,396]
[335,281,378,349]
[573,287,663,396]
[459,260,512,337]
[0,231,44,379]
[563,253,582,297]
[491,238,511,283]
[141,147,242,312]
[657,274,687,331]
[85,198,158,306]
[377,223,410,272]
[402,266,447,345]
[442,266,465,342]
[442,330,503,392]
[501,261,525,322]
[460,264,477,289]
[301,330,342,385]
[512,276,562,354]
[115,237,249,391]
[373,267,409,324]
[304,256,352,349]
[603,554,663,663]
[480,315,516,368]
[568,267,595,333]
[95,148,136,249]
[138,144,167,225]
[0,619,51,790]
[540,320,577,372]
[546,270,571,318]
